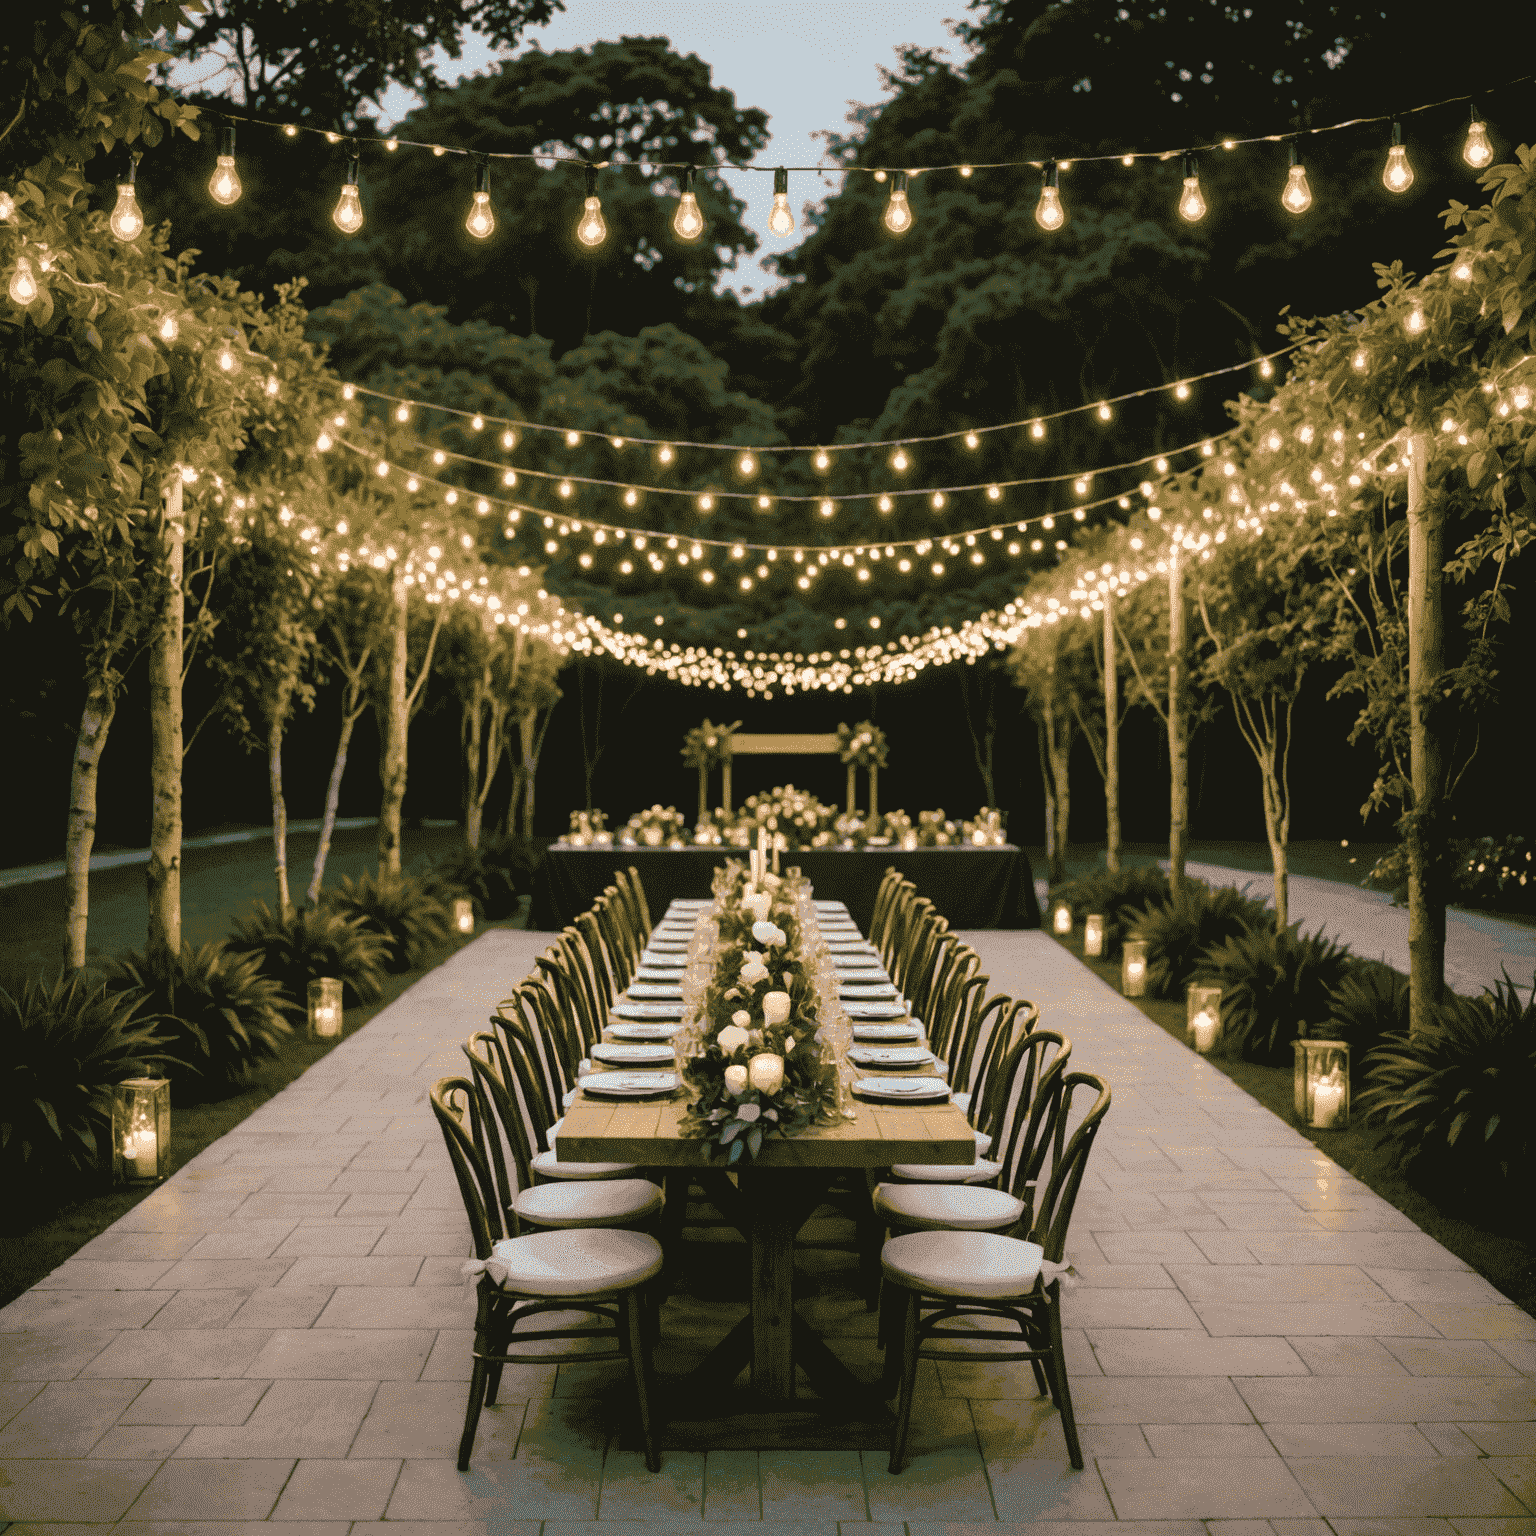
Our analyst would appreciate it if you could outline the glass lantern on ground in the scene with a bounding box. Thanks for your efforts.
[308,977,344,1039]
[113,1078,171,1183]
[1294,1036,1350,1129]
[1121,939,1149,996]
[1083,914,1106,957]
[1186,985,1222,1054]
[453,898,475,935]
[1052,902,1073,936]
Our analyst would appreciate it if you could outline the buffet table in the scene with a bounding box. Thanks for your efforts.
[531,844,1040,932]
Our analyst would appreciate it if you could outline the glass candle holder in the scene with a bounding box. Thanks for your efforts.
[1083,914,1106,957]
[308,976,344,1040]
[1121,939,1149,997]
[453,897,475,935]
[1186,984,1222,1053]
[1294,1037,1350,1129]
[113,1078,171,1183]
[1052,902,1073,936]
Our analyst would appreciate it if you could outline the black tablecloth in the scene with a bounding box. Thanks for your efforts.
[530,845,1040,933]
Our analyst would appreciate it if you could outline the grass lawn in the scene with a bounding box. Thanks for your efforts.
[1052,930,1536,1318]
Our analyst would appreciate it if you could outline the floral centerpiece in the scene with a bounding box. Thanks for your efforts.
[724,784,837,851]
[680,719,742,822]
[963,808,1007,846]
[619,804,690,848]
[558,809,610,847]
[837,720,889,814]
[918,809,958,846]
[677,860,843,1163]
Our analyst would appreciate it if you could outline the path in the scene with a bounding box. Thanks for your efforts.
[1,926,1532,1529]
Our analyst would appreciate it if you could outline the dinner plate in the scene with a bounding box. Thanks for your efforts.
[852,1076,950,1103]
[844,1001,907,1020]
[612,1001,685,1020]
[592,1041,676,1065]
[835,967,890,982]
[825,939,877,952]
[581,1070,680,1098]
[819,923,861,935]
[848,1044,933,1068]
[639,953,686,968]
[840,982,898,1000]
[814,900,849,911]
[670,899,712,909]
[645,940,689,953]
[626,982,683,1000]
[852,1022,923,1041]
[607,1021,682,1041]
[653,927,696,939]
[635,969,685,986]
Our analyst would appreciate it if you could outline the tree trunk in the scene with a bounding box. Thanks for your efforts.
[63,678,118,971]
[846,764,856,814]
[463,675,486,852]
[308,685,363,905]
[697,765,708,825]
[377,571,409,873]
[1037,719,1058,882]
[1260,751,1290,930]
[1102,593,1121,873]
[268,707,291,918]
[1167,547,1189,896]
[722,760,733,813]
[1405,431,1444,1036]
[1041,701,1072,885]
[146,473,184,968]
[519,707,553,839]
[869,765,879,817]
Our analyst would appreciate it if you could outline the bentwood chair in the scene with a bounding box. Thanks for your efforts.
[868,868,907,955]
[881,1070,1112,1473]
[431,1076,663,1472]
[617,866,654,944]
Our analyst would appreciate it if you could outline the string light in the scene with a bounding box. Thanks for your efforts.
[769,166,795,237]
[673,166,705,241]
[577,165,607,247]
[1035,162,1065,231]
[883,171,913,235]
[1463,111,1493,168]
[333,155,363,233]
[209,126,242,206]
[465,160,495,239]
[158,312,178,342]
[1382,122,1414,193]
[109,155,144,242]
[8,255,39,305]
[1282,142,1313,215]
[0,191,12,221]
[1177,155,1207,223]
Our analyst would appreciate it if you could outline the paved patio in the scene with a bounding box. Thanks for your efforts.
[1,924,1532,1533]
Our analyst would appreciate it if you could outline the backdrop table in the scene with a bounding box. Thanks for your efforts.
[531,844,1041,932]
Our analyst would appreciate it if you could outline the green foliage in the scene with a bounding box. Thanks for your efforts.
[322,870,453,973]
[0,972,169,1183]
[227,901,389,1006]
[1194,925,1356,1065]
[103,941,295,1097]
[1358,975,1536,1193]
[1126,881,1270,1000]
[1366,836,1535,913]
[1325,963,1410,1059]
[1051,866,1170,948]
[427,835,536,922]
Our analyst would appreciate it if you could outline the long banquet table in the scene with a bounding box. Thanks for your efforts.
[557,895,977,1409]
[532,842,1041,932]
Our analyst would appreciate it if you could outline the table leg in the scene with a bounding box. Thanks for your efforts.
[749,1179,800,1398]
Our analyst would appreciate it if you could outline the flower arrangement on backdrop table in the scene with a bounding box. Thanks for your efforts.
[674,858,846,1162]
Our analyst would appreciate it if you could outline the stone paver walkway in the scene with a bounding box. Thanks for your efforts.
[2,924,1533,1533]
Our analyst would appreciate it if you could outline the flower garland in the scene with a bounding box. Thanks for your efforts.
[619,804,690,847]
[680,718,742,771]
[677,860,842,1163]
[837,720,889,770]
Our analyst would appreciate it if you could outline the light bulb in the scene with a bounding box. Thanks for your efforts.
[883,171,912,235]
[1035,163,1064,230]
[0,191,14,221]
[158,313,178,342]
[673,167,704,241]
[891,449,908,472]
[1404,302,1425,336]
[209,127,241,205]
[577,197,606,246]
[333,157,363,233]
[1464,119,1492,169]
[1177,155,1206,223]
[1281,148,1312,214]
[465,160,495,239]
[216,342,238,372]
[1382,126,1414,193]
[965,431,979,449]
[769,166,794,236]
[110,181,144,241]
[9,256,39,305]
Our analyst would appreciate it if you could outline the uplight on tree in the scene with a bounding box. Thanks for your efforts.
[1382,123,1414,193]
[673,166,705,241]
[883,170,913,234]
[465,161,495,239]
[1177,155,1206,223]
[768,166,794,236]
[110,156,144,241]
[332,156,363,234]
[1281,143,1313,214]
[1463,113,1493,168]
[209,127,242,206]
[1035,162,1065,230]
[577,165,607,247]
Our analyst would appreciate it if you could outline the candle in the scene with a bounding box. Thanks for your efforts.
[314,1004,339,1037]
[1083,915,1105,957]
[1052,904,1072,935]
[453,897,474,934]
[125,1125,158,1180]
[1312,1080,1346,1128]
[1127,960,1145,983]
[1190,1009,1219,1053]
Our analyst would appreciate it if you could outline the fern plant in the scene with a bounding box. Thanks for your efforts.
[227,902,389,1006]
[1357,974,1536,1192]
[426,833,535,921]
[1051,866,1170,949]
[103,942,296,1098]
[1325,963,1410,1057]
[0,974,171,1184]
[323,869,453,972]
[1127,881,1270,999]
[1193,924,1355,1064]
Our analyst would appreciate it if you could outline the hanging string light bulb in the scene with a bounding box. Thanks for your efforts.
[465,159,495,239]
[0,191,14,221]
[1463,109,1493,169]
[576,164,607,248]
[158,312,179,342]
[1177,154,1206,223]
[332,154,364,234]
[8,254,40,305]
[1381,122,1414,193]
[1281,141,1313,214]
[110,153,145,241]
[769,166,795,236]
[208,126,242,206]
[673,166,705,241]
[883,170,913,235]
[1035,162,1065,231]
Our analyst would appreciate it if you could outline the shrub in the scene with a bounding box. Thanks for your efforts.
[227,902,389,1007]
[1357,973,1536,1194]
[0,974,170,1187]
[1325,962,1410,1058]
[1363,834,1534,914]
[1127,881,1271,999]
[103,942,296,1098]
[426,833,535,921]
[1193,924,1355,1065]
[1051,866,1170,948]
[323,869,452,972]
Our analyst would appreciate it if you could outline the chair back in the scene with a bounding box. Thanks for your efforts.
[595,885,637,985]
[925,947,983,1068]
[621,865,653,939]
[430,1075,506,1261]
[951,990,1018,1108]
[574,909,617,1010]
[495,1012,566,1154]
[987,1027,1070,1193]
[1028,1071,1112,1265]
[463,1030,535,1217]
[536,942,601,1055]
[499,980,579,1110]
[868,868,906,952]
[879,881,920,972]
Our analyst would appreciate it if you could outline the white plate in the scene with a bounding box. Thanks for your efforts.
[826,939,876,952]
[646,940,689,953]
[670,900,712,909]
[608,1021,682,1041]
[819,924,861,935]
[653,927,695,940]
[841,983,898,999]
[640,952,687,967]
[848,1044,933,1067]
[592,1041,676,1065]
[835,969,890,983]
[581,1070,680,1098]
[814,901,849,911]
[852,1076,950,1102]
[613,1001,685,1020]
[853,1022,923,1041]
[845,1001,907,1020]
[635,968,685,984]
[626,982,683,1000]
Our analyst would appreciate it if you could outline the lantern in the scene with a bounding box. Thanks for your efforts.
[1121,939,1148,997]
[113,1078,171,1183]
[1186,985,1222,1054]
[453,897,475,934]
[1052,902,1073,936]
[1294,1036,1350,1129]
[1083,914,1106,958]
[308,976,344,1040]
[899,829,919,851]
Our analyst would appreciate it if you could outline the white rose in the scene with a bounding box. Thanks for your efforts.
[724,1064,749,1095]
[751,919,778,945]
[743,951,763,966]
[748,1052,785,1095]
[740,961,770,986]
[731,1009,751,1028]
[717,1023,751,1054]
[762,990,791,1026]
[748,892,773,924]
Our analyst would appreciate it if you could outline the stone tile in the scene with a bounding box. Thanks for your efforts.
[597,1447,705,1518]
[866,1444,998,1521]
[270,1458,402,1519]
[0,1378,146,1457]
[0,1380,44,1427]
[81,1329,272,1380]
[1450,1521,1536,1536]
[1383,1338,1522,1376]
[370,1228,475,1257]
[1169,1264,1388,1304]
[1093,1232,1214,1265]
[33,1260,177,1289]
[703,1449,761,1520]
[352,1380,518,1460]
[149,1259,295,1292]
[0,1290,168,1331]
[182,1224,298,1260]
[1061,1288,1204,1329]
[272,1225,387,1257]
[984,1456,1113,1521]
[1096,1456,1316,1518]
[0,1331,117,1382]
[1368,1269,1514,1305]
[1072,1263,1178,1288]
[1487,1458,1536,1512]
[1266,1423,1439,1457]
[1194,1301,1435,1337]
[1141,1423,1276,1457]
[759,1449,869,1521]
[1418,1422,1484,1456]
[907,1525,1203,1536]
[1286,1336,1410,1375]
[176,1379,377,1458]
[116,1376,269,1426]
[1087,1330,1308,1376]
[277,1255,425,1289]
[225,1286,334,1329]
[1412,1304,1536,1342]
[143,1291,247,1330]
[87,1424,191,1459]
[124,1457,297,1519]
[242,1328,434,1380]
[1285,1456,1530,1518]
[227,1193,346,1222]
[313,1286,472,1329]
[74,1231,203,1262]
[1461,1423,1536,1456]
[0,1458,158,1520]
[1067,1375,1257,1423]
[388,1447,599,1519]
[1238,1377,1536,1424]
[1492,1341,1536,1375]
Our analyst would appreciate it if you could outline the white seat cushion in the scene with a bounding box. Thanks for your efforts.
[874,1182,1025,1232]
[882,1230,1045,1300]
[952,1091,972,1115]
[489,1228,663,1296]
[532,1149,639,1180]
[889,1156,1002,1185]
[562,1087,580,1109]
[513,1178,663,1229]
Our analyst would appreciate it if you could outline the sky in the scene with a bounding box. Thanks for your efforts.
[375,1,975,296]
